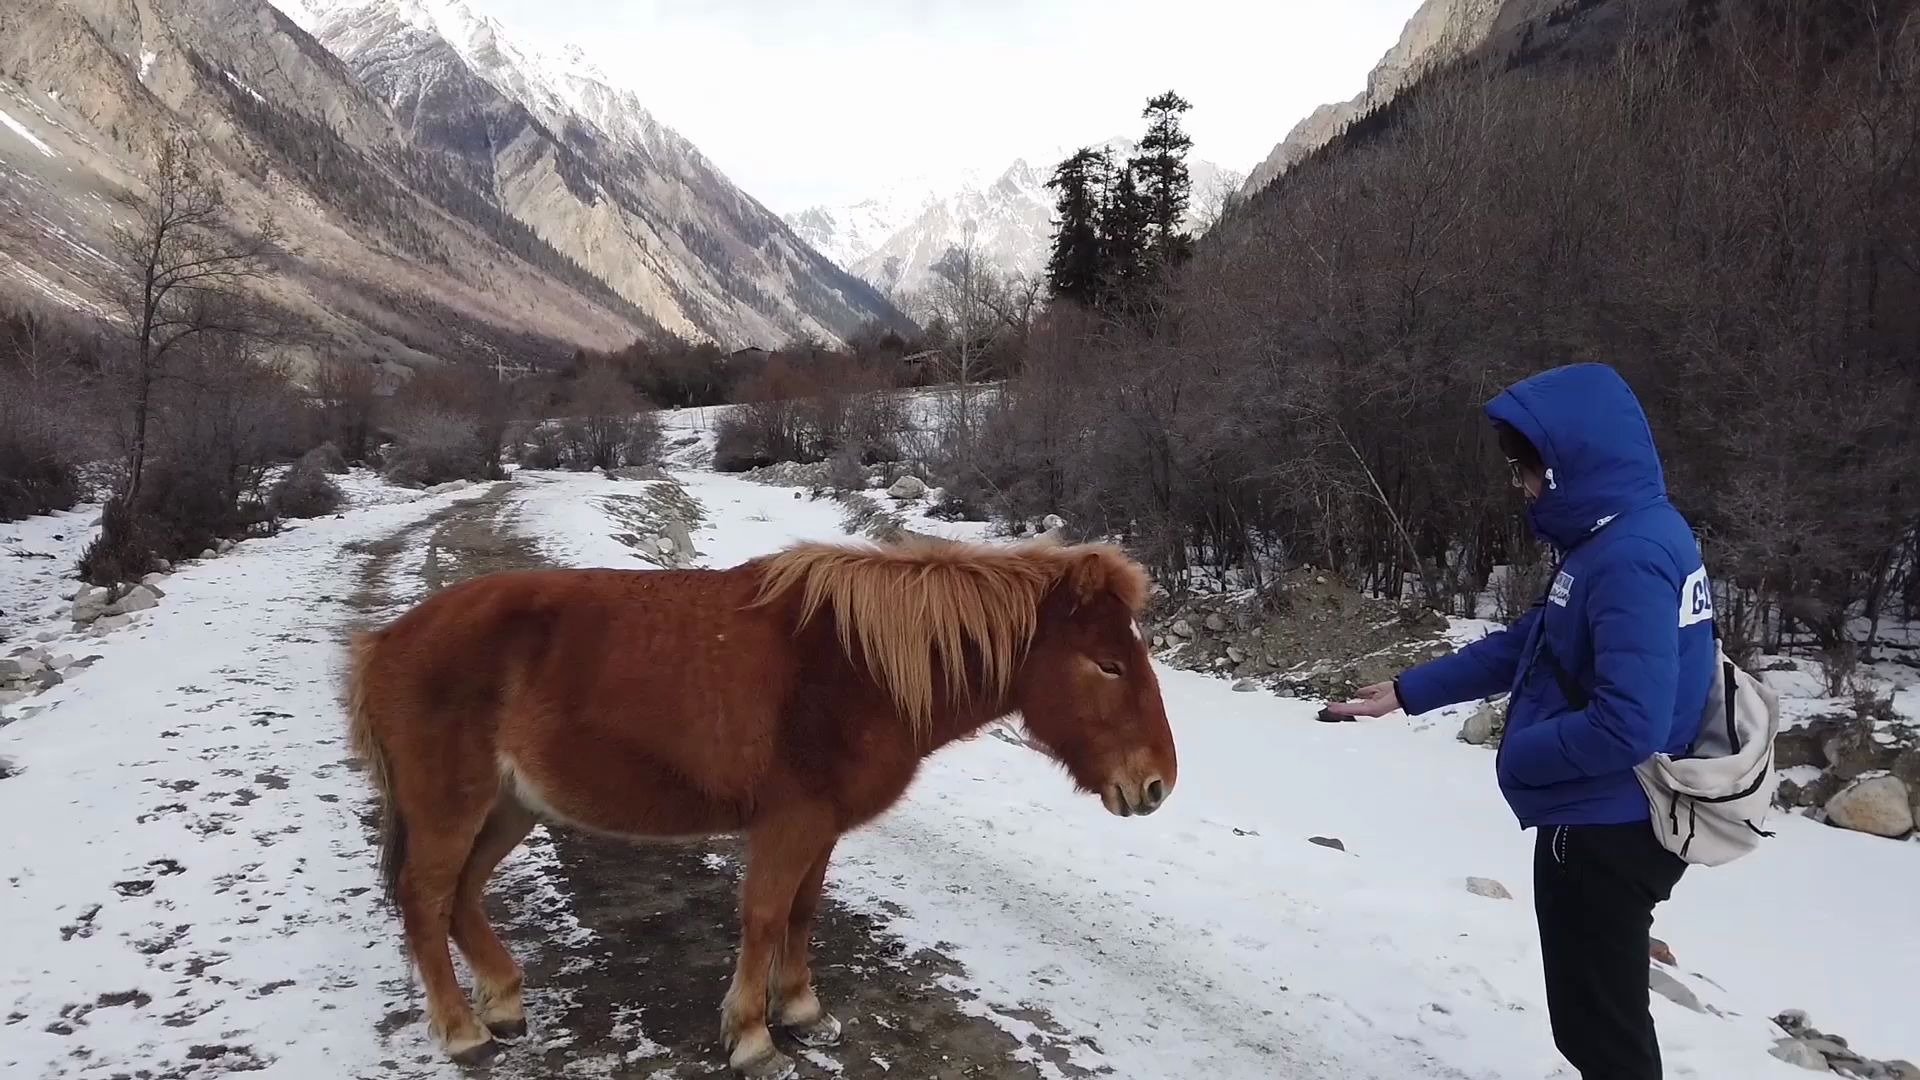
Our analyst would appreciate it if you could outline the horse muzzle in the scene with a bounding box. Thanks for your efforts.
[1101,775,1169,817]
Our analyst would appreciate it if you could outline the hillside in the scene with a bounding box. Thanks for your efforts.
[0,0,663,372]
[282,0,908,349]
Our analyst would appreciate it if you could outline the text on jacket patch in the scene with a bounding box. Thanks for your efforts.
[1549,571,1574,607]
[1679,565,1714,628]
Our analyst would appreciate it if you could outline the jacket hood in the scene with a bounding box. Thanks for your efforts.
[1485,363,1667,550]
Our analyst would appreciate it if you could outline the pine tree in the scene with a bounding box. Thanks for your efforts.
[1100,165,1150,305]
[1134,91,1194,267]
[1044,147,1109,306]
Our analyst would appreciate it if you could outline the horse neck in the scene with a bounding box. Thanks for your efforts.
[920,685,1018,754]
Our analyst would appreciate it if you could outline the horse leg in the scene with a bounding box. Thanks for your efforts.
[450,797,538,1042]
[771,839,841,1047]
[721,807,835,1079]
[397,810,496,1065]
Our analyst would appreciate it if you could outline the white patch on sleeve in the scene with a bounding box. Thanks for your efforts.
[1549,571,1574,607]
[1679,565,1714,628]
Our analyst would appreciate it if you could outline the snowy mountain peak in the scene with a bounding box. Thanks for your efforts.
[787,140,1233,298]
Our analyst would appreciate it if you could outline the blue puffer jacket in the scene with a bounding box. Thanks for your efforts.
[1396,363,1716,828]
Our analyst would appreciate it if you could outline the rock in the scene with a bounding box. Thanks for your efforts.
[1648,936,1676,966]
[1825,775,1916,838]
[1226,645,1247,664]
[0,657,45,681]
[1232,679,1259,692]
[199,548,217,560]
[1774,1010,1813,1037]
[34,628,61,643]
[654,536,676,556]
[1647,967,1706,1013]
[664,518,696,559]
[1771,1038,1833,1071]
[1041,513,1066,532]
[46,654,74,672]
[1465,877,1511,900]
[1308,836,1346,852]
[1773,726,1825,769]
[1459,700,1500,746]
[153,558,172,573]
[1203,612,1228,633]
[1823,722,1896,781]
[1170,620,1194,639]
[1151,635,1166,649]
[93,614,133,633]
[886,475,928,499]
[141,571,168,589]
[1892,751,1920,823]
[1882,1061,1920,1079]
[0,689,25,706]
[108,585,160,615]
[32,670,62,691]
[71,586,110,624]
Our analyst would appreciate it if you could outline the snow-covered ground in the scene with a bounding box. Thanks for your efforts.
[3,444,1916,1079]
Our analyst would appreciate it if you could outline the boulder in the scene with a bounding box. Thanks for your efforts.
[886,475,928,499]
[92,614,134,633]
[71,586,111,624]
[33,670,62,692]
[34,628,61,643]
[664,518,696,559]
[199,548,217,560]
[1150,635,1166,649]
[1465,877,1511,900]
[140,572,168,592]
[1226,645,1247,664]
[1459,700,1503,746]
[1170,620,1194,639]
[153,558,172,573]
[108,585,160,616]
[46,654,75,672]
[1232,679,1259,693]
[1040,513,1066,532]
[1307,836,1346,852]
[1825,775,1915,838]
[1203,612,1228,633]
[0,689,25,707]
[1770,1039,1831,1071]
[0,657,45,681]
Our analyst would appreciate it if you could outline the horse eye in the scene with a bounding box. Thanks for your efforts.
[1096,660,1125,678]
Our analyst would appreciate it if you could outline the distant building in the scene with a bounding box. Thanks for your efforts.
[726,346,770,366]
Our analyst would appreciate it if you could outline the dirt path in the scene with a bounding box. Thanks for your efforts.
[349,482,1103,1079]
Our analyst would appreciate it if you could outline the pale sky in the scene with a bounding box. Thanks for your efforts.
[472,0,1424,211]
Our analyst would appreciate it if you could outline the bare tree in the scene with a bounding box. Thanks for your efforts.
[110,136,282,505]
[912,229,1012,460]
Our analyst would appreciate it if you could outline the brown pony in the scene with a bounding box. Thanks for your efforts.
[344,536,1177,1077]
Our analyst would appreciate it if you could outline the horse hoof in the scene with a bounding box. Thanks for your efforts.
[786,1011,843,1048]
[732,1047,795,1080]
[485,1017,528,1042]
[448,1035,500,1067]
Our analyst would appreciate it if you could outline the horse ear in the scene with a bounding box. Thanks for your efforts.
[1059,548,1114,610]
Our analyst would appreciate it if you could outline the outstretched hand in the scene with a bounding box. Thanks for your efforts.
[1325,680,1401,719]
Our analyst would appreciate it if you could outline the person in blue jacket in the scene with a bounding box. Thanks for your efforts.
[1330,362,1714,1080]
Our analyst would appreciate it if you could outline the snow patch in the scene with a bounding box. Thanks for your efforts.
[0,107,56,158]
[138,48,158,84]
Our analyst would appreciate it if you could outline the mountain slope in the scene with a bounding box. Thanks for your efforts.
[1241,0,1535,196]
[789,139,1236,297]
[0,0,662,371]
[281,0,908,348]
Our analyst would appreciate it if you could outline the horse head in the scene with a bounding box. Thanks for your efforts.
[1017,546,1177,817]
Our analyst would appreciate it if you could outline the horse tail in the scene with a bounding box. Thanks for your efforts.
[347,629,406,908]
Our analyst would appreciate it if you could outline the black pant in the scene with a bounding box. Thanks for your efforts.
[1534,822,1687,1080]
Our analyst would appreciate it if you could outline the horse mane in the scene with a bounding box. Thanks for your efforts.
[750,536,1149,739]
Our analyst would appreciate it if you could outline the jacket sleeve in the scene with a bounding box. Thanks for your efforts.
[1395,605,1541,716]
[1498,542,1680,788]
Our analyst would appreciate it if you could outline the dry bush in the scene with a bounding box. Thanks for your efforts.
[0,373,88,521]
[311,357,379,462]
[270,446,345,519]
[380,366,514,486]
